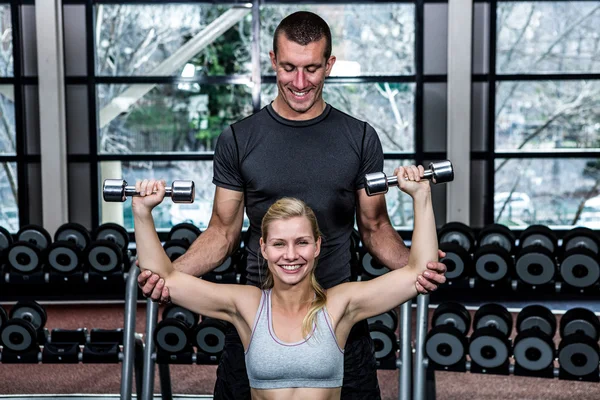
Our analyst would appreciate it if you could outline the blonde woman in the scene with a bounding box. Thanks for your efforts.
[133,164,438,400]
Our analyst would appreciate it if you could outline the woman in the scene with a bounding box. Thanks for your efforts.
[133,164,438,400]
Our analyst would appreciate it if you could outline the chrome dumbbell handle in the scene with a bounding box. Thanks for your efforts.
[365,160,454,196]
[103,179,195,203]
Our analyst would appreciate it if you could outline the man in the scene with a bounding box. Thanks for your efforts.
[139,11,447,399]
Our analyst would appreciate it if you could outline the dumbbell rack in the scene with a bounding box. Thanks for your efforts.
[0,263,142,400]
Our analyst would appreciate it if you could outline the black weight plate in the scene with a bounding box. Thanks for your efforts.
[560,308,600,341]
[214,256,234,274]
[193,319,227,355]
[560,248,600,288]
[86,240,123,273]
[368,310,398,331]
[368,323,397,360]
[17,224,52,249]
[425,325,467,366]
[162,305,199,327]
[47,242,81,273]
[558,336,600,377]
[163,239,189,262]
[10,300,47,330]
[515,246,556,286]
[516,305,556,336]
[473,245,512,283]
[473,304,512,337]
[7,242,41,273]
[0,226,13,251]
[54,222,91,251]
[562,227,599,254]
[513,334,555,371]
[0,319,37,352]
[438,222,475,253]
[478,224,516,254]
[168,223,201,245]
[519,225,557,253]
[154,319,190,354]
[468,327,510,368]
[360,252,389,277]
[94,223,129,250]
[432,302,471,336]
[439,242,470,281]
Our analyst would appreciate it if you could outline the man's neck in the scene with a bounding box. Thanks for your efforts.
[271,98,326,121]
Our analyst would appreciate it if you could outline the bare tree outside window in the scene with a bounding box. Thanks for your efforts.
[494,2,600,228]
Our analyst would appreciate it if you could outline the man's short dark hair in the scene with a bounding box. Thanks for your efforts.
[273,11,332,59]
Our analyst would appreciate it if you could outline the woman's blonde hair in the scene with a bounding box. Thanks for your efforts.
[261,197,326,338]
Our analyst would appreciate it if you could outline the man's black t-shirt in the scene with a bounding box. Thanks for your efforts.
[212,103,384,289]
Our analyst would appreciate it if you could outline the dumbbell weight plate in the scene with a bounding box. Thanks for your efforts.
[86,240,123,273]
[559,248,600,288]
[473,245,512,283]
[516,305,556,337]
[163,305,199,327]
[432,302,471,336]
[154,319,190,354]
[513,329,555,371]
[473,304,513,337]
[193,319,227,355]
[0,319,38,352]
[214,256,235,274]
[368,310,398,331]
[438,222,475,253]
[439,242,471,282]
[163,240,190,262]
[478,224,516,254]
[368,323,397,361]
[10,300,47,330]
[47,241,81,273]
[425,325,467,367]
[17,225,52,250]
[361,252,389,277]
[7,242,42,273]
[94,223,129,250]
[519,225,558,253]
[558,334,600,377]
[562,227,599,254]
[468,326,511,369]
[168,223,201,245]
[0,226,13,252]
[515,246,556,286]
[54,223,91,251]
[559,308,600,341]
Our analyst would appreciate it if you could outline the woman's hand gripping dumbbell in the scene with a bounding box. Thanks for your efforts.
[364,160,454,196]
[103,179,195,203]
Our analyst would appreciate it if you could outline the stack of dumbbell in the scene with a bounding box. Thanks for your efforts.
[438,222,600,295]
[153,305,228,365]
[0,301,137,366]
[425,302,600,382]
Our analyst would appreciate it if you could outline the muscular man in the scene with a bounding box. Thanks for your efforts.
[139,11,447,399]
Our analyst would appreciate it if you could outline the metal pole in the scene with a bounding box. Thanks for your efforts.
[142,299,159,400]
[398,300,412,400]
[413,294,430,400]
[120,264,139,400]
[159,363,174,400]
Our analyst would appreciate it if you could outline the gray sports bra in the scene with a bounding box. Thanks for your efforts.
[245,289,344,389]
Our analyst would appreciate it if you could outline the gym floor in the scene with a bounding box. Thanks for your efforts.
[0,303,598,400]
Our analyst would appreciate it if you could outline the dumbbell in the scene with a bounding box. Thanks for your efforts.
[365,160,454,196]
[103,179,195,203]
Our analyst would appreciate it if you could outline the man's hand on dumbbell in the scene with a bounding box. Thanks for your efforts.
[138,268,171,303]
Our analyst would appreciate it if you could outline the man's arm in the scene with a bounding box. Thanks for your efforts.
[355,188,446,293]
[139,186,244,300]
